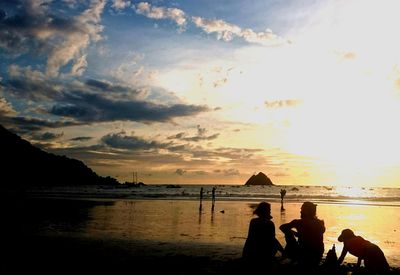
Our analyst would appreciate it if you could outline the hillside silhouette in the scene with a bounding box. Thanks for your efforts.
[1,124,118,187]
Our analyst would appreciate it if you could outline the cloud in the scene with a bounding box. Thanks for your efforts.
[50,93,210,123]
[33,131,64,141]
[134,2,286,46]
[167,125,220,142]
[70,136,93,142]
[167,132,185,140]
[101,131,171,150]
[265,99,302,108]
[112,0,131,10]
[0,115,79,133]
[192,16,286,45]
[3,70,211,124]
[213,168,240,176]
[191,16,241,42]
[0,97,17,117]
[0,0,105,77]
[70,54,88,76]
[175,168,186,175]
[134,2,186,27]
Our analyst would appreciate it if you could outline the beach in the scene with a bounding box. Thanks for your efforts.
[2,193,400,274]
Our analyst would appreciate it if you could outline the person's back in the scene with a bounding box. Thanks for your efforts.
[243,217,277,259]
[297,217,325,256]
[280,201,325,266]
[243,202,283,262]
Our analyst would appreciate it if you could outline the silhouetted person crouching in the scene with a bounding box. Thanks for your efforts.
[337,229,390,274]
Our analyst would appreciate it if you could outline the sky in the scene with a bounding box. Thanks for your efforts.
[1,0,400,186]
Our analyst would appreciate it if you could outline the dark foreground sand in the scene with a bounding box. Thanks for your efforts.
[3,234,400,275]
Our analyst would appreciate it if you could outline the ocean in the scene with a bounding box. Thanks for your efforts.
[27,184,400,206]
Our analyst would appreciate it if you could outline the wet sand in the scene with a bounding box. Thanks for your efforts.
[2,196,400,274]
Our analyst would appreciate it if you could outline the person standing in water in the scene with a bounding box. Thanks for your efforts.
[211,187,216,211]
[199,187,204,211]
[280,189,286,211]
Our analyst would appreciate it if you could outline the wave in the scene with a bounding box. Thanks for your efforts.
[25,184,400,207]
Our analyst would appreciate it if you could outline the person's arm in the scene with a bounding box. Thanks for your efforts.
[279,220,297,233]
[337,246,348,265]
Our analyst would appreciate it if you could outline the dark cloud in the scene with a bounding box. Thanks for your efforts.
[212,168,240,176]
[85,79,133,94]
[0,115,79,133]
[101,131,171,150]
[167,132,186,140]
[167,125,219,142]
[33,131,64,141]
[5,76,59,101]
[182,133,219,142]
[70,136,93,142]
[3,73,211,125]
[175,168,186,175]
[50,92,210,123]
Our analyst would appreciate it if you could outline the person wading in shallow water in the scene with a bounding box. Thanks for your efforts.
[337,229,390,274]
[279,201,325,268]
[199,187,204,211]
[280,189,286,211]
[211,187,216,211]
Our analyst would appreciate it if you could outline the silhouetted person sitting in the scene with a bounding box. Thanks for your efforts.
[280,201,325,267]
[337,229,390,274]
[243,202,284,266]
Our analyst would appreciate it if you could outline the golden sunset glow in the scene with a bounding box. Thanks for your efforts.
[2,0,400,186]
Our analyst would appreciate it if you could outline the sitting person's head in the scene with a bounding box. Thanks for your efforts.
[300,201,317,219]
[338,229,356,242]
[254,201,272,219]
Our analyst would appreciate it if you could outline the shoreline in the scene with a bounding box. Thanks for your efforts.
[14,191,400,208]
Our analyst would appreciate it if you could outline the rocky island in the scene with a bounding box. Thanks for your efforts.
[244,172,274,186]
